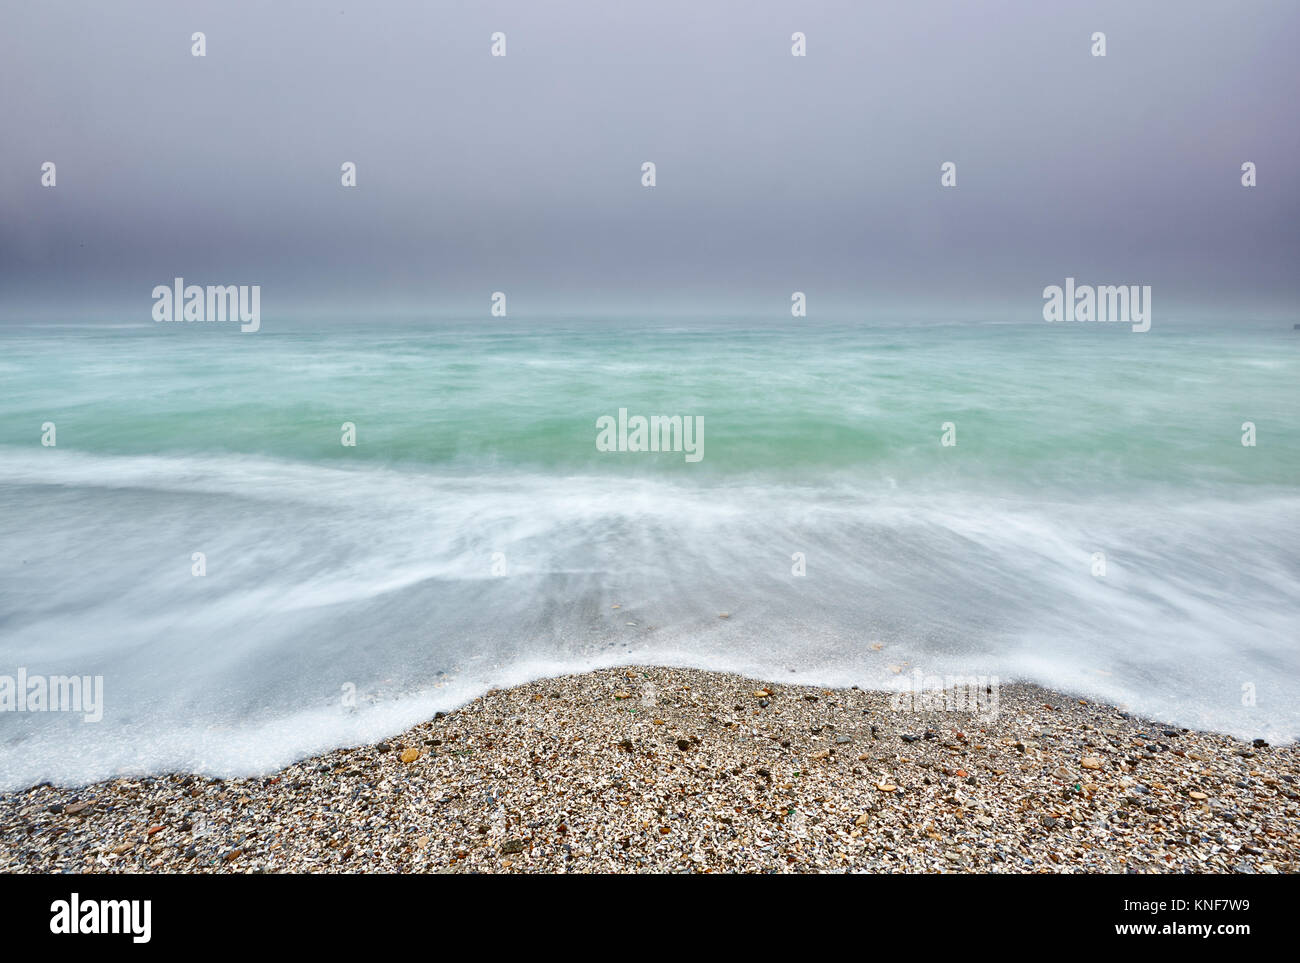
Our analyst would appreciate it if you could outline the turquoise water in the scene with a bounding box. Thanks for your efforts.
[1,319,1297,786]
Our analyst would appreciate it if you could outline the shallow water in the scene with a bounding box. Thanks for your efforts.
[1,318,1296,788]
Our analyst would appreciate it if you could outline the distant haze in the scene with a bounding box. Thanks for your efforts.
[1,0,1297,323]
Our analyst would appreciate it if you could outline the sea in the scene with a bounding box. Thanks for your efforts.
[0,317,1296,788]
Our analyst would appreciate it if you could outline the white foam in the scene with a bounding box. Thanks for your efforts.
[1,449,1297,788]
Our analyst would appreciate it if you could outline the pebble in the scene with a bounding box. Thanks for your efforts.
[3,667,1294,875]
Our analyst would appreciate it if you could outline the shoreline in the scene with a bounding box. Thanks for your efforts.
[2,666,1296,873]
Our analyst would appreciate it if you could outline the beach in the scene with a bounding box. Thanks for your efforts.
[2,0,1297,905]
[3,666,1296,874]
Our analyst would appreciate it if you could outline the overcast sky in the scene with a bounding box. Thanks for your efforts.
[1,0,1296,323]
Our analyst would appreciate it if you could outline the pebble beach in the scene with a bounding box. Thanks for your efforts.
[2,666,1296,874]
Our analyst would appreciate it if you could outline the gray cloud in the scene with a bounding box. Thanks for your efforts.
[1,0,1296,322]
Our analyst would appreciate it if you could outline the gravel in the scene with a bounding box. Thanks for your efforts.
[2,666,1296,873]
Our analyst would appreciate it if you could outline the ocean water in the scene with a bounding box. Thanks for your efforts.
[1,318,1297,788]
